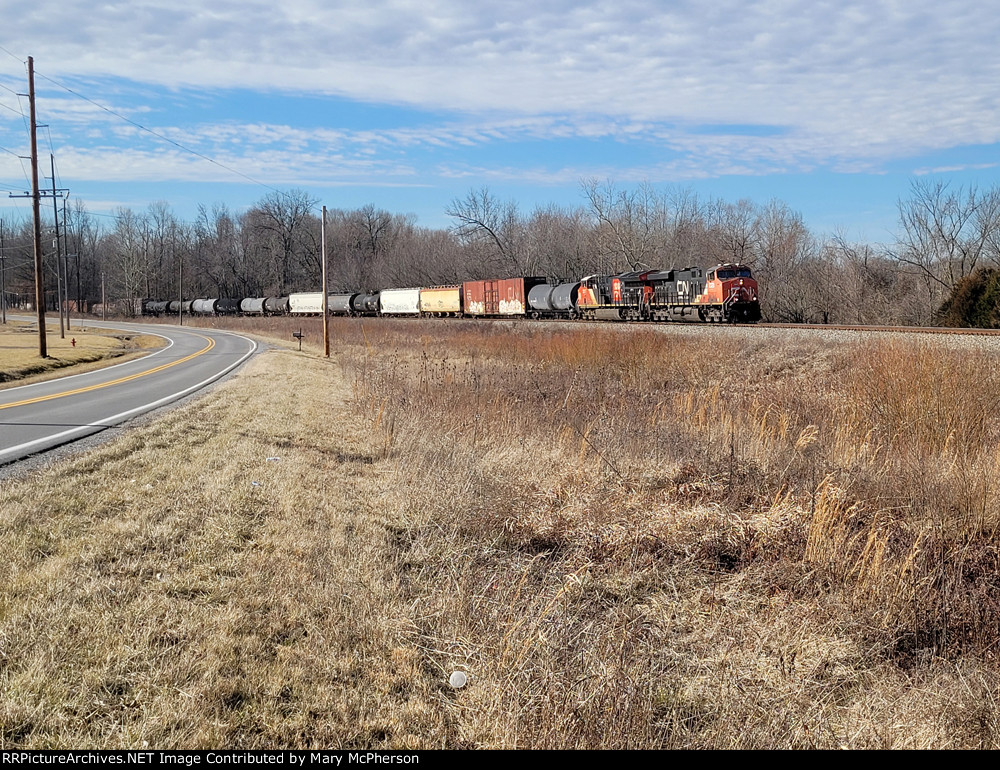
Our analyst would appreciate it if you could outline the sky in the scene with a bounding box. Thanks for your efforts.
[2,0,999,244]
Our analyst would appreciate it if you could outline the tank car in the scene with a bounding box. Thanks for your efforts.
[144,300,170,316]
[191,298,217,315]
[241,298,267,315]
[528,282,580,319]
[327,293,358,316]
[264,296,289,315]
[215,298,243,315]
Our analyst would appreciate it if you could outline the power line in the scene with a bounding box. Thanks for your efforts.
[0,50,30,141]
[34,69,287,199]
[0,45,24,64]
[0,142,34,188]
[0,98,25,117]
[2,50,318,216]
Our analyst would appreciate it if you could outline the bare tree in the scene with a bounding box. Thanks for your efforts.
[63,201,102,309]
[709,198,760,265]
[754,200,815,321]
[248,190,320,294]
[524,204,595,280]
[892,180,1000,299]
[447,187,530,276]
[107,207,149,314]
[582,179,669,271]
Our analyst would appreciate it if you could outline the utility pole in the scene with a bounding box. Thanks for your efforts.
[51,156,64,338]
[178,257,183,326]
[28,56,46,357]
[10,60,69,353]
[76,249,82,319]
[62,196,71,330]
[45,156,70,337]
[321,205,329,358]
[68,201,82,319]
[0,219,6,325]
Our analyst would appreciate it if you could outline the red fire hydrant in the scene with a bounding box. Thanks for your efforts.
[71,338,76,348]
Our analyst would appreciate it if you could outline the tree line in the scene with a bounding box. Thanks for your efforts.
[1,178,998,324]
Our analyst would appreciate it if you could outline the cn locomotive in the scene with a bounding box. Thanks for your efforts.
[138,262,761,325]
[577,263,761,323]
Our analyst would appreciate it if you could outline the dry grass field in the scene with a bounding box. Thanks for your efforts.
[2,315,999,748]
[0,321,163,387]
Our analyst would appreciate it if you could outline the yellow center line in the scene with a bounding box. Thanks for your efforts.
[0,333,216,411]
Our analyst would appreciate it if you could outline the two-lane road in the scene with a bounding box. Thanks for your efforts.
[0,320,257,465]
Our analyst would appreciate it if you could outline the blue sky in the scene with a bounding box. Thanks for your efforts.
[2,0,1000,243]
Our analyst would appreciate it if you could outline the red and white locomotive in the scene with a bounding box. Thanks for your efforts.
[577,263,760,323]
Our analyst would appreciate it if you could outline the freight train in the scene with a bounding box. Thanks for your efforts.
[136,263,760,324]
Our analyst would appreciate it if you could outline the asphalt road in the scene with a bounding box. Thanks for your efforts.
[0,319,257,466]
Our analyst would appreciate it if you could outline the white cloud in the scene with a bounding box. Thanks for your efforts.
[4,0,1000,186]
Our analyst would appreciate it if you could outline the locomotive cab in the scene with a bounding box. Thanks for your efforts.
[695,264,761,323]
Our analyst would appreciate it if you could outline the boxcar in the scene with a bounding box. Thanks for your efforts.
[420,286,462,316]
[463,277,546,317]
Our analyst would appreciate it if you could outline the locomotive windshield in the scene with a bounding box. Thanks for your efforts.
[717,267,753,280]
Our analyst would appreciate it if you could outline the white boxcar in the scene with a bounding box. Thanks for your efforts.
[379,288,422,315]
[288,292,325,314]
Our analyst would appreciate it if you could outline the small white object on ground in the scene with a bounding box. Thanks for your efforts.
[449,671,468,688]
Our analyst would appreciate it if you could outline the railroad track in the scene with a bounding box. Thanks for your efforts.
[53,313,1000,339]
[759,323,1000,336]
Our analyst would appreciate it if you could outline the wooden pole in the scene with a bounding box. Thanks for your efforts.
[0,220,6,325]
[178,258,183,326]
[50,155,64,338]
[322,205,329,358]
[28,56,47,357]
[62,197,71,330]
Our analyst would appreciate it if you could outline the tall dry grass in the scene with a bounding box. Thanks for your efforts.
[3,316,1000,748]
[337,319,1000,747]
[0,349,452,749]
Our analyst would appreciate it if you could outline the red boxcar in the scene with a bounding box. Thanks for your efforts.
[462,277,546,317]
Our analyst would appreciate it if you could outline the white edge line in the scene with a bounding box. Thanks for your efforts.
[0,334,258,464]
